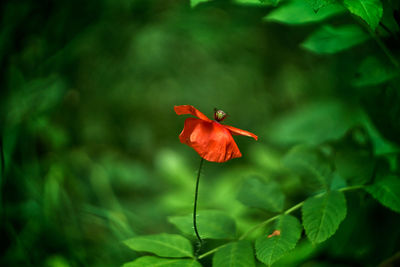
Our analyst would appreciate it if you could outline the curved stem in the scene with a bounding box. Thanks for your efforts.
[193,157,204,256]
[356,18,400,71]
[239,215,280,241]
[339,185,364,192]
[198,243,228,260]
[238,200,305,241]
[371,31,400,70]
[283,201,304,215]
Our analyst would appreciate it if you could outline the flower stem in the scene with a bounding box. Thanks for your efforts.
[193,157,204,256]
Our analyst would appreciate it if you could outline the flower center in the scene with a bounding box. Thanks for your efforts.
[214,109,227,122]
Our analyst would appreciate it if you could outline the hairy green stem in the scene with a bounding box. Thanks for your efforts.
[193,157,204,257]
[283,201,304,215]
[339,185,364,192]
[198,243,229,260]
[349,14,400,72]
[356,18,400,71]
[238,215,281,241]
[198,185,365,259]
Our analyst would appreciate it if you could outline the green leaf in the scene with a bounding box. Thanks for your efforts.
[6,76,66,125]
[306,0,336,11]
[234,0,280,6]
[168,210,236,239]
[255,215,302,266]
[301,24,370,54]
[361,114,400,155]
[265,0,344,25]
[191,0,212,8]
[363,86,400,146]
[352,56,398,87]
[123,256,202,267]
[269,100,362,145]
[329,174,347,191]
[124,233,193,258]
[302,191,347,243]
[237,177,285,212]
[366,174,400,213]
[274,239,317,266]
[334,129,375,186]
[283,145,333,190]
[343,0,383,31]
[212,240,256,267]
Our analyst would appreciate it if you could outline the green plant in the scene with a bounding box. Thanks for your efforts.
[1,0,399,266]
[122,0,400,266]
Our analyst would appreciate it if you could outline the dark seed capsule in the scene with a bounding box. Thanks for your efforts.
[214,109,227,122]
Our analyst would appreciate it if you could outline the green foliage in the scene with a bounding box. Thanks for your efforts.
[212,240,256,267]
[283,145,333,190]
[361,114,400,155]
[352,56,398,87]
[306,0,336,11]
[168,210,236,239]
[366,174,400,213]
[264,0,344,25]
[334,129,375,186]
[255,215,302,266]
[269,100,361,145]
[2,0,400,266]
[237,177,285,212]
[5,76,66,126]
[343,0,383,31]
[123,256,202,267]
[273,239,316,266]
[124,233,193,258]
[365,87,400,146]
[234,0,280,6]
[190,0,213,8]
[302,191,347,243]
[301,24,370,54]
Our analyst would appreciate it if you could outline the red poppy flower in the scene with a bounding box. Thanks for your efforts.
[174,105,258,163]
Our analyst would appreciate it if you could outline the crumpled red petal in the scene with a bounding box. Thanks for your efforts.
[179,118,242,163]
[223,125,258,140]
[174,105,212,122]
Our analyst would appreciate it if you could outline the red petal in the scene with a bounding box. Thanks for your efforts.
[179,118,242,163]
[223,125,258,141]
[174,105,212,122]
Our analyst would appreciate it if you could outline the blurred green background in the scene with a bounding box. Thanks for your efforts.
[1,0,400,266]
